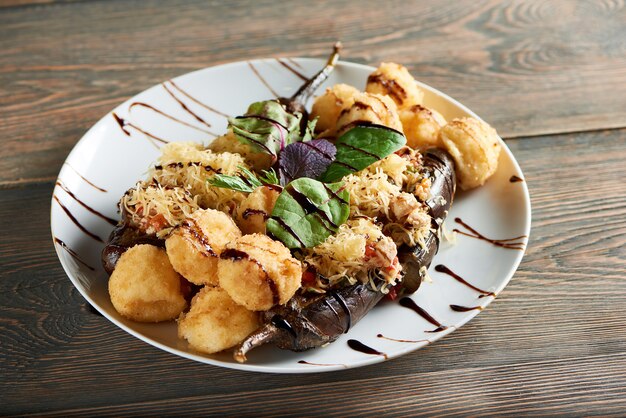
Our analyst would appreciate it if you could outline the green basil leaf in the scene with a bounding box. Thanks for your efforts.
[228,100,304,160]
[207,166,263,193]
[266,178,350,249]
[319,124,407,182]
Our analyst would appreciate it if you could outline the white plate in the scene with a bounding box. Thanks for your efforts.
[51,57,531,373]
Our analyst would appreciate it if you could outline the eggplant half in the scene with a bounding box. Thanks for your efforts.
[233,147,456,362]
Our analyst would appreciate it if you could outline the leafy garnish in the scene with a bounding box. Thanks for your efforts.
[208,166,279,193]
[278,139,336,185]
[266,178,349,249]
[259,167,280,185]
[319,124,406,182]
[228,100,308,162]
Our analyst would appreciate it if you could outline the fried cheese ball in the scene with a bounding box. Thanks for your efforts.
[336,92,403,135]
[208,131,274,171]
[166,209,242,286]
[108,244,187,322]
[310,83,360,136]
[366,62,424,109]
[178,287,259,354]
[218,234,302,311]
[236,186,280,235]
[440,117,501,190]
[399,105,447,149]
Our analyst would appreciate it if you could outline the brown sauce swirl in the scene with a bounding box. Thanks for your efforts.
[454,217,526,250]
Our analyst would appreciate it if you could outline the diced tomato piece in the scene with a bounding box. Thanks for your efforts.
[148,214,168,231]
[385,285,399,301]
[302,270,316,285]
[364,245,377,260]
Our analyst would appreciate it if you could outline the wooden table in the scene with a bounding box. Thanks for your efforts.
[2,1,625,415]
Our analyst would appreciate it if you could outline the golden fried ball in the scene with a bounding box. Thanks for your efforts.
[218,234,302,311]
[236,186,280,235]
[166,209,242,286]
[208,131,274,171]
[108,244,187,322]
[336,92,403,135]
[439,117,501,190]
[366,62,424,109]
[399,105,447,149]
[178,287,259,354]
[310,83,360,137]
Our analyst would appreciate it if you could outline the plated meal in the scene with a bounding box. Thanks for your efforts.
[98,44,506,363]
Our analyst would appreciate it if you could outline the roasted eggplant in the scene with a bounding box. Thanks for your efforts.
[101,223,163,274]
[233,147,456,362]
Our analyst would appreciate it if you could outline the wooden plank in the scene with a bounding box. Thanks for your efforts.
[1,0,625,185]
[1,128,625,415]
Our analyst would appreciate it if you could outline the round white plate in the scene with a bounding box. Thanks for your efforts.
[51,57,531,373]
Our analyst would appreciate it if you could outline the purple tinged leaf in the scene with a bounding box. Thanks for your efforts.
[278,139,337,185]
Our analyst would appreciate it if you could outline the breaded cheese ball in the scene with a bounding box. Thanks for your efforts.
[218,234,302,311]
[399,105,447,149]
[310,83,360,136]
[440,117,501,190]
[108,244,187,322]
[236,186,280,235]
[366,62,424,109]
[336,92,403,135]
[208,131,274,171]
[166,209,242,286]
[178,287,259,354]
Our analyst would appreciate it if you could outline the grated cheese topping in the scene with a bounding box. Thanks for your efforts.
[120,182,200,238]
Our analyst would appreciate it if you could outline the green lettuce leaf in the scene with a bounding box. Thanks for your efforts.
[207,166,278,193]
[319,124,406,182]
[266,178,349,249]
[228,100,305,161]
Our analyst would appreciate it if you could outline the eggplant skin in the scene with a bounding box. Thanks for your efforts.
[101,224,163,274]
[398,147,456,294]
[234,148,456,361]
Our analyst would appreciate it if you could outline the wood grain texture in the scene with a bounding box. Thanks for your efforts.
[1,0,626,185]
[1,128,625,416]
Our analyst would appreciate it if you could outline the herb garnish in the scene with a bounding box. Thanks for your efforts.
[228,100,316,163]
[266,178,349,249]
[208,166,279,193]
[320,124,406,182]
[278,139,336,185]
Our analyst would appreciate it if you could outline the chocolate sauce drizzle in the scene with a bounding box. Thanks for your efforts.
[268,216,306,248]
[242,208,269,220]
[180,219,217,257]
[297,360,348,368]
[284,184,338,230]
[509,175,524,183]
[276,58,308,81]
[162,83,213,129]
[399,297,448,333]
[54,237,95,270]
[450,304,483,312]
[53,195,104,243]
[347,339,388,359]
[62,163,107,192]
[341,142,381,160]
[166,79,231,118]
[248,61,279,97]
[220,248,279,304]
[454,217,526,250]
[55,181,117,225]
[112,112,169,146]
[377,334,429,344]
[129,101,217,136]
[434,265,496,298]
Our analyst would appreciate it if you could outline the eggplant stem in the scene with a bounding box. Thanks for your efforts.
[233,323,279,363]
[289,42,342,104]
